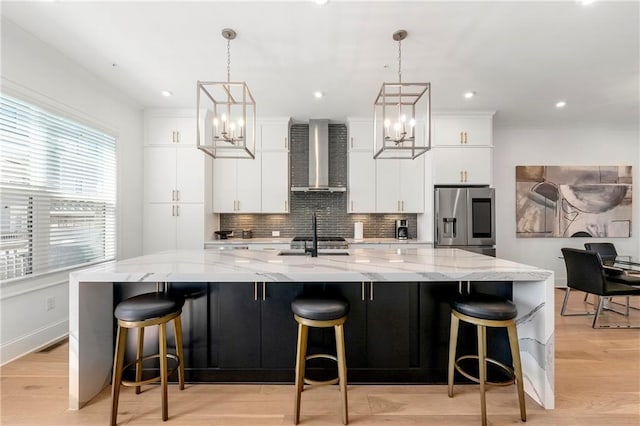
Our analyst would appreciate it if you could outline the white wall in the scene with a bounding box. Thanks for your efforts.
[0,19,144,364]
[493,124,640,286]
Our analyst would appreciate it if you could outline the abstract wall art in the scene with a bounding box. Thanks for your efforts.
[516,165,633,238]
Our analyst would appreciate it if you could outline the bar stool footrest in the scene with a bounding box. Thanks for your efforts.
[303,353,340,386]
[454,355,516,386]
[121,353,180,387]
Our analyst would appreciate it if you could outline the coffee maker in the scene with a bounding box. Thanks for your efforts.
[395,219,409,240]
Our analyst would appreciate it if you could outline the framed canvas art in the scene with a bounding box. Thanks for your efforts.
[516,165,632,238]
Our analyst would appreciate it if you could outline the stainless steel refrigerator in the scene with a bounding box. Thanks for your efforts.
[434,186,496,256]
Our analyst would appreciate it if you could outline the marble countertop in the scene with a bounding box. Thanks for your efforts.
[71,247,552,284]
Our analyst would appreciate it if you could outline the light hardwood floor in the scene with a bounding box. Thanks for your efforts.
[1,289,639,425]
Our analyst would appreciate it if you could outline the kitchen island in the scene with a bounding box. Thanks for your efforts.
[69,247,554,410]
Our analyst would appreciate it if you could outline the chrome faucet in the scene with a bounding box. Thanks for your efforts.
[304,212,318,257]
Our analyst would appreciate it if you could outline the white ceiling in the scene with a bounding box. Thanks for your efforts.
[2,1,638,126]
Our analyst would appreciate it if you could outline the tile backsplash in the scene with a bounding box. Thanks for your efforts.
[220,123,417,239]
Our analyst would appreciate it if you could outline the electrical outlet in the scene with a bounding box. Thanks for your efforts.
[272,231,280,237]
[46,296,56,311]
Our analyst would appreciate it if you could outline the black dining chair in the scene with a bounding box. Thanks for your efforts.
[584,242,618,266]
[561,248,640,328]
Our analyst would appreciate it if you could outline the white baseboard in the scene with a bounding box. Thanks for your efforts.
[0,319,69,366]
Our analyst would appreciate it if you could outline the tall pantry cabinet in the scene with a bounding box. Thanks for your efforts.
[143,110,206,254]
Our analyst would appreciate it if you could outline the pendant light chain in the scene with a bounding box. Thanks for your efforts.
[227,38,231,83]
[398,37,402,84]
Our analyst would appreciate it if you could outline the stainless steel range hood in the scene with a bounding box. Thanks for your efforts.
[291,119,346,192]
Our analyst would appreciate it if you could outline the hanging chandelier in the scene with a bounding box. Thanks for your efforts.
[373,29,431,160]
[197,28,256,159]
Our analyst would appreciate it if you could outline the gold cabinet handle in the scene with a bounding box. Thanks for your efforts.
[350,137,354,148]
[464,131,468,144]
[284,137,288,149]
[460,131,464,144]
[254,282,258,301]
[175,190,180,201]
[176,205,180,216]
[361,281,366,301]
[370,282,374,301]
[464,170,468,182]
[284,200,288,212]
[460,170,464,182]
[401,200,405,211]
[262,282,266,301]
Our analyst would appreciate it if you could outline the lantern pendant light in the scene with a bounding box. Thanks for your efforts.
[197,28,256,159]
[373,29,431,160]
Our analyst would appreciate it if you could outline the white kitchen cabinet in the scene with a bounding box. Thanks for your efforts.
[432,114,493,146]
[213,157,262,213]
[432,146,492,185]
[260,119,290,151]
[213,118,289,213]
[143,111,206,254]
[261,151,289,213]
[347,119,374,151]
[375,155,425,213]
[145,114,196,146]
[348,151,376,213]
[144,146,204,203]
[143,203,204,253]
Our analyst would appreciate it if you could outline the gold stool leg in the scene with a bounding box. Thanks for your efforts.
[477,325,487,426]
[335,323,349,425]
[110,326,128,426]
[447,313,460,397]
[159,323,169,421]
[174,315,185,390]
[294,322,309,425]
[507,323,527,421]
[135,327,144,394]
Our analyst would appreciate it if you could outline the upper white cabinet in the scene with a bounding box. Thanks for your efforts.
[145,113,196,146]
[376,156,425,213]
[431,146,492,185]
[347,119,377,213]
[348,120,374,151]
[260,119,290,151]
[347,118,425,213]
[432,114,493,146]
[213,157,262,213]
[212,117,290,213]
[348,151,376,213]
[431,113,494,186]
[261,151,289,213]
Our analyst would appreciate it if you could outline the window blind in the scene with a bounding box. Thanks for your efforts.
[0,94,116,282]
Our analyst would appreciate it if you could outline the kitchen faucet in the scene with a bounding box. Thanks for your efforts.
[304,212,318,257]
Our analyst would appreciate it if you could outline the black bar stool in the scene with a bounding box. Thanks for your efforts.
[447,293,526,426]
[291,296,350,425]
[110,291,185,426]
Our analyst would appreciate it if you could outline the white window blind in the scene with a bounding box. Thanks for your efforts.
[0,94,116,282]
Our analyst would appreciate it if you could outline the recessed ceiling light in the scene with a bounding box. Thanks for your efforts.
[463,91,476,99]
[576,0,597,5]
[555,100,567,108]
[314,91,324,99]
[315,0,329,5]
[161,90,173,97]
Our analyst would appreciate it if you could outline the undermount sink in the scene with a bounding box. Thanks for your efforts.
[277,249,350,256]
